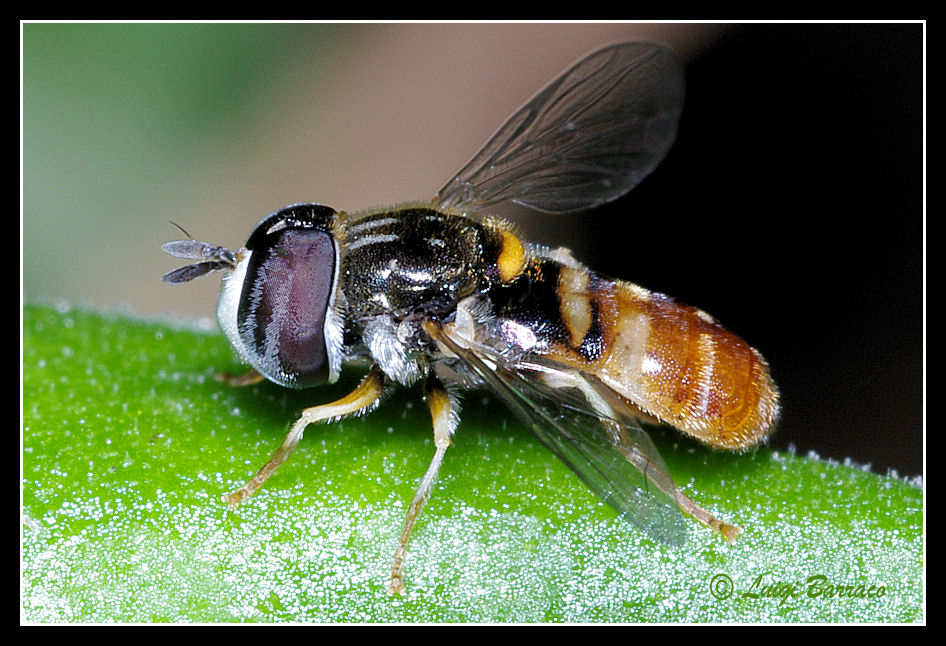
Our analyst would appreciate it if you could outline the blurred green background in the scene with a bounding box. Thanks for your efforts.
[23,22,719,322]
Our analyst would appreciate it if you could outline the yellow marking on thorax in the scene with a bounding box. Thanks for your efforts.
[496,229,526,283]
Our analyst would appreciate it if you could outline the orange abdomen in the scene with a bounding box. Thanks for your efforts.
[488,237,779,450]
[596,281,779,449]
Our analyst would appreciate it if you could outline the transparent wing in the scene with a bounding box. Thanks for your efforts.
[436,41,684,215]
[427,322,687,545]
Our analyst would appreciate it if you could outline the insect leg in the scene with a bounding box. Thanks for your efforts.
[671,488,743,544]
[215,368,266,387]
[222,366,384,509]
[610,423,742,543]
[387,374,458,596]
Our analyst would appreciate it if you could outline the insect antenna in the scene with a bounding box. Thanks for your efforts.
[168,220,195,240]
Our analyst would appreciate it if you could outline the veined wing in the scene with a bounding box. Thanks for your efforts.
[426,320,687,546]
[436,42,684,215]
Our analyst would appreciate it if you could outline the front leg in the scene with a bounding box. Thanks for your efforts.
[215,367,266,387]
[223,366,384,509]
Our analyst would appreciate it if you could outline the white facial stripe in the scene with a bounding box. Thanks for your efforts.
[217,250,251,364]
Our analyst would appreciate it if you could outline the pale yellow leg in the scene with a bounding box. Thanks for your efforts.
[222,367,384,509]
[613,424,742,543]
[387,375,457,596]
[215,368,266,387]
[671,489,743,544]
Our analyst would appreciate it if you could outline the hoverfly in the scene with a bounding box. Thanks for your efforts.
[162,42,779,595]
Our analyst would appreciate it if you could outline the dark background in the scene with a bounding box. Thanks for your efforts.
[576,24,923,477]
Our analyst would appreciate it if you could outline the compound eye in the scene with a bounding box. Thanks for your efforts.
[238,213,337,388]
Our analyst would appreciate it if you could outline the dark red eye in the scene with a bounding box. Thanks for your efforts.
[237,204,337,388]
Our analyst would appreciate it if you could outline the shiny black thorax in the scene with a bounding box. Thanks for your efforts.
[337,205,615,380]
[339,206,608,365]
[341,207,498,322]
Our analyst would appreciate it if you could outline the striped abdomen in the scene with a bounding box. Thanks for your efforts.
[490,246,779,450]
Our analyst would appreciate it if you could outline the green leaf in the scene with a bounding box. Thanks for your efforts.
[22,304,923,623]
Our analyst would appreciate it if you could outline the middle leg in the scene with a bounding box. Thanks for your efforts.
[387,373,459,595]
